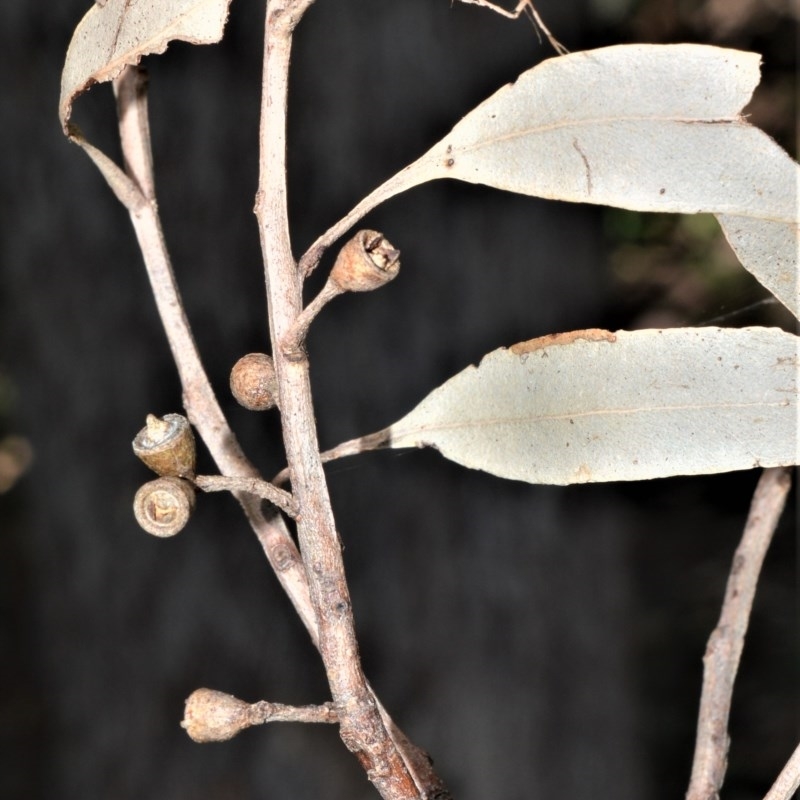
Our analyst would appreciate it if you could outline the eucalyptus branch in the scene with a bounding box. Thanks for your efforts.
[685,467,793,800]
[112,65,317,639]
[57,2,796,796]
[254,3,434,797]
[115,54,445,800]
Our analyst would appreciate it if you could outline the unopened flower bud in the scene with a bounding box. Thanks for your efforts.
[329,230,400,293]
[181,688,254,743]
[230,353,278,411]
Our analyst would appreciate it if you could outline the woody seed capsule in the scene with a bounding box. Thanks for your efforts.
[329,229,400,293]
[132,413,196,478]
[133,476,195,537]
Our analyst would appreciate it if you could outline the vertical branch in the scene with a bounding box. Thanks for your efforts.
[685,467,793,800]
[254,3,423,797]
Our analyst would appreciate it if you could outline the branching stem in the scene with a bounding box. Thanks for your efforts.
[282,278,343,359]
[112,23,448,799]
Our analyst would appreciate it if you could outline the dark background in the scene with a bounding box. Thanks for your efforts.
[1,1,797,798]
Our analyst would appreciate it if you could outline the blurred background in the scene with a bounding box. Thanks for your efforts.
[1,1,797,798]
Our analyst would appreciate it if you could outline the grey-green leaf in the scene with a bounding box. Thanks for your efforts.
[60,0,233,133]
[387,327,799,485]
[331,45,798,318]
[432,45,799,317]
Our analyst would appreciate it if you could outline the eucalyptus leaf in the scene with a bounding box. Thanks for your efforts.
[60,0,233,133]
[386,327,799,485]
[328,45,799,317]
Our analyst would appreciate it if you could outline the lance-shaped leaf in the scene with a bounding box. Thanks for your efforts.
[385,327,799,485]
[321,45,798,317]
[60,0,233,133]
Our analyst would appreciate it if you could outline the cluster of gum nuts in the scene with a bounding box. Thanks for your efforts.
[131,229,400,537]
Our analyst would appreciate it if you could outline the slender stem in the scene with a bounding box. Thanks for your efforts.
[763,741,800,800]
[255,4,424,797]
[114,68,155,200]
[113,24,448,800]
[282,279,343,359]
[273,428,391,487]
[685,467,793,800]
[319,429,392,463]
[194,474,298,517]
[250,699,338,725]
